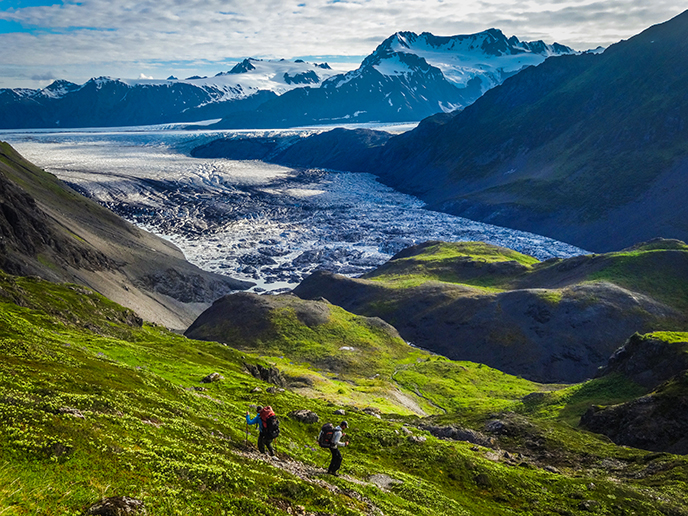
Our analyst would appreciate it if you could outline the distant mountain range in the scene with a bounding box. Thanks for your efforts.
[0,59,337,129]
[210,29,575,128]
[196,10,688,253]
[0,29,575,129]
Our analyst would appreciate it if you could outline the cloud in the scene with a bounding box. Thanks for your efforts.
[0,0,685,87]
[138,73,154,80]
[30,71,56,81]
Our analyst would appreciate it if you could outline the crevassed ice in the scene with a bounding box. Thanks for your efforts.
[3,128,587,292]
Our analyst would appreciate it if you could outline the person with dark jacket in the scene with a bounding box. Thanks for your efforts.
[322,420,348,475]
[246,406,275,456]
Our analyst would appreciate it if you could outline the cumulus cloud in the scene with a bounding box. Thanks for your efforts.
[0,0,685,87]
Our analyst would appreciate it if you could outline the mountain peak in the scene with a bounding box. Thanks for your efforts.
[226,58,260,74]
[36,79,81,99]
[374,28,574,62]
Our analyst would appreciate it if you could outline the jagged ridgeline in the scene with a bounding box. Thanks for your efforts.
[1,269,688,514]
[0,29,574,130]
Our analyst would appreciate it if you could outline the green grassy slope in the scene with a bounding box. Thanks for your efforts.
[364,240,688,312]
[291,240,687,383]
[184,292,541,416]
[1,272,688,515]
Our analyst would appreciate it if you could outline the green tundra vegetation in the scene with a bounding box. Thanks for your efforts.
[1,269,687,515]
[363,240,688,311]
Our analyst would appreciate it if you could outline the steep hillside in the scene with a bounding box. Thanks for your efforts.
[579,332,688,454]
[294,240,688,383]
[0,141,251,329]
[3,272,687,514]
[366,10,688,251]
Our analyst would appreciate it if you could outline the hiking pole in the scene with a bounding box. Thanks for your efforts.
[245,411,249,446]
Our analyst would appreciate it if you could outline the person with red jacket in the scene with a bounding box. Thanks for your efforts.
[245,405,277,456]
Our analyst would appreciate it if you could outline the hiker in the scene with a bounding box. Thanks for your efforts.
[319,420,349,476]
[245,405,279,456]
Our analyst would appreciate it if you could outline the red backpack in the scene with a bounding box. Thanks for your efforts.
[260,406,280,439]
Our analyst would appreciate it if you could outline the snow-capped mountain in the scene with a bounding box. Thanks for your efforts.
[0,59,338,129]
[212,28,576,128]
[367,29,574,104]
[0,30,575,129]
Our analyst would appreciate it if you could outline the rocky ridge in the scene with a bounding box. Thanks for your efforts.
[580,333,688,454]
[0,141,252,329]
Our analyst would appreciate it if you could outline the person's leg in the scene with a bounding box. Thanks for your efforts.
[329,448,342,474]
[327,447,336,473]
[257,433,266,454]
[265,438,275,456]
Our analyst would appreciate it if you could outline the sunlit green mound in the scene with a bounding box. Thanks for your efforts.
[1,272,688,515]
[185,291,542,417]
[363,240,688,310]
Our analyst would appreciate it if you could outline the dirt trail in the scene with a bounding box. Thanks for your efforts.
[392,365,447,414]
[234,448,386,516]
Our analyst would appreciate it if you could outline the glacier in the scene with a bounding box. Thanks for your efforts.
[1,125,587,292]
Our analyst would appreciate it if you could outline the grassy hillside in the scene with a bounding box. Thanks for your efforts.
[2,271,688,515]
[295,240,688,383]
[364,240,688,311]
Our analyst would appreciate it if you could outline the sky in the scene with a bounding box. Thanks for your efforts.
[0,0,685,89]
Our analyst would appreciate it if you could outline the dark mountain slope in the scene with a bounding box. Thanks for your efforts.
[580,332,688,454]
[0,141,251,329]
[191,128,394,172]
[272,128,393,171]
[368,10,688,251]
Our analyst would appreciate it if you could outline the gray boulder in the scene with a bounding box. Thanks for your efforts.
[244,363,286,388]
[85,496,146,515]
[421,425,494,447]
[200,372,224,383]
[288,410,319,424]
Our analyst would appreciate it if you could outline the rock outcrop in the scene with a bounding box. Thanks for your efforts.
[580,333,688,454]
[288,410,320,424]
[85,496,146,515]
[245,364,287,388]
